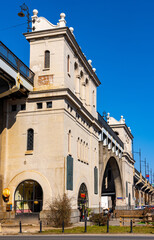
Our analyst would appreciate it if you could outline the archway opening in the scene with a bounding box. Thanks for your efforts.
[101,157,123,210]
[14,180,43,214]
[78,183,88,221]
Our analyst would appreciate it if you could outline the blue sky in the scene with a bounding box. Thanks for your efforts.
[0,0,154,180]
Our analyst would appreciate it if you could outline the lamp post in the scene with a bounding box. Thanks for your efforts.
[18,3,33,32]
[133,148,141,173]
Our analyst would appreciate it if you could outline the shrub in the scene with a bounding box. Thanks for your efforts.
[48,193,72,227]
[90,213,108,226]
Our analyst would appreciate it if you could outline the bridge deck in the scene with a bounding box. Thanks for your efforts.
[0,41,34,97]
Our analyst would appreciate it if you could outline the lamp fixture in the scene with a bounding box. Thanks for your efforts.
[18,3,33,32]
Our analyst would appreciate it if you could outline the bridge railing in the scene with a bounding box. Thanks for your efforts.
[0,41,34,85]
[98,112,124,149]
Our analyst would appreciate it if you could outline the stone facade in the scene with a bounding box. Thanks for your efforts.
[0,10,101,221]
[0,9,153,222]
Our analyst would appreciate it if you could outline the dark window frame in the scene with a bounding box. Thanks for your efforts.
[37,102,42,109]
[21,104,26,110]
[12,105,17,112]
[27,128,34,151]
[44,50,50,69]
[46,101,52,108]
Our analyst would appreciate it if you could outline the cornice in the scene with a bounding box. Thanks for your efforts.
[28,88,102,131]
[122,152,135,165]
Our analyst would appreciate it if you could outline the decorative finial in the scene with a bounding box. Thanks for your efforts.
[33,9,38,17]
[69,27,74,34]
[92,68,96,72]
[128,127,131,132]
[59,13,66,27]
[88,59,92,66]
[120,115,125,123]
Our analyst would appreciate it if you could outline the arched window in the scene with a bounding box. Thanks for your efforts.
[78,183,89,215]
[92,90,95,107]
[85,78,89,105]
[27,129,34,151]
[80,71,84,100]
[44,50,50,69]
[14,180,43,214]
[67,55,70,74]
[68,130,71,154]
[77,137,80,159]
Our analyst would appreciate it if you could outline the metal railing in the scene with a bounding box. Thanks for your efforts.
[0,41,34,85]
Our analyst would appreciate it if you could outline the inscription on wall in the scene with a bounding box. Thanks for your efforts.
[38,75,53,86]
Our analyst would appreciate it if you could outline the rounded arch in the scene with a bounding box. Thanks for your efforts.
[77,182,89,221]
[78,183,88,205]
[8,170,52,210]
[101,157,124,209]
[14,179,43,214]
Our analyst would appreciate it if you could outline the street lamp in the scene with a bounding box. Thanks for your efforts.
[18,3,33,32]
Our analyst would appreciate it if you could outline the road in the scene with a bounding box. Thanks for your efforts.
[0,235,153,240]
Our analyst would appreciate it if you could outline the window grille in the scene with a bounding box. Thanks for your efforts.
[27,129,34,151]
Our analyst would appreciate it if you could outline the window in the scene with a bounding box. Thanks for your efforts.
[37,103,42,109]
[44,50,50,69]
[27,129,34,151]
[46,102,52,108]
[12,105,17,112]
[85,78,89,105]
[92,90,95,107]
[21,104,26,110]
[68,130,71,154]
[67,55,70,74]
[77,138,80,159]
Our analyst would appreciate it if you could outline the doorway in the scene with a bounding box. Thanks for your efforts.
[14,180,43,215]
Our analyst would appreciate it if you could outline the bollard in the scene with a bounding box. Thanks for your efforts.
[130,219,133,233]
[19,221,22,233]
[107,219,109,233]
[40,220,42,233]
[84,213,87,233]
[62,220,64,233]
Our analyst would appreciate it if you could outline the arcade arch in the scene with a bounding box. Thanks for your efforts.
[101,157,123,209]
